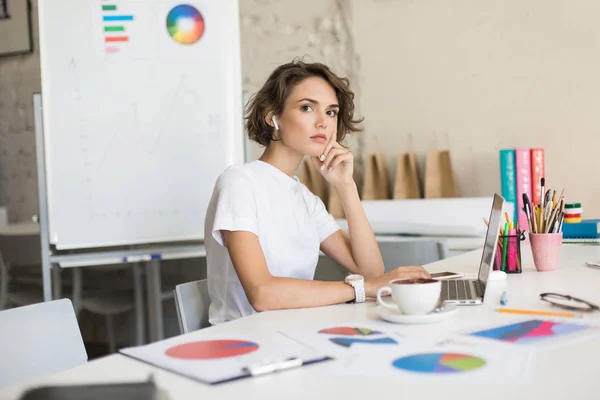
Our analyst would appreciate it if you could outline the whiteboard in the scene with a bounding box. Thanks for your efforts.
[38,0,243,249]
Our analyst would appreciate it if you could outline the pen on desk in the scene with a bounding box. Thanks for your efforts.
[515,221,522,270]
[558,201,566,232]
[501,223,509,271]
[121,254,162,263]
[544,189,552,207]
[550,198,564,233]
[546,206,559,233]
[543,189,552,232]
[528,195,536,231]
[496,308,584,319]
[243,357,303,376]
[523,193,533,233]
[539,177,545,232]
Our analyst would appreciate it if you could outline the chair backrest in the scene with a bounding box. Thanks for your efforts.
[0,298,87,387]
[174,279,210,334]
[377,239,449,272]
[314,254,348,282]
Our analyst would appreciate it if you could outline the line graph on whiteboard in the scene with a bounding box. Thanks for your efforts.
[92,76,222,173]
[66,57,224,221]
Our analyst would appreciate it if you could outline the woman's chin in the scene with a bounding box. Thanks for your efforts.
[302,143,325,158]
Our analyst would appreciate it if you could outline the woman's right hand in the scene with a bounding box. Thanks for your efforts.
[364,266,431,298]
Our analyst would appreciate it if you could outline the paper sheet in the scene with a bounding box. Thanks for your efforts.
[279,320,534,383]
[330,337,533,383]
[120,331,326,384]
[279,320,406,361]
[463,318,600,349]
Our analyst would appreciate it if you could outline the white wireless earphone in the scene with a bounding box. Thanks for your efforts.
[272,116,280,131]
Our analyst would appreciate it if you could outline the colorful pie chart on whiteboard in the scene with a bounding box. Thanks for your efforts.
[165,340,259,360]
[392,353,486,374]
[166,4,205,44]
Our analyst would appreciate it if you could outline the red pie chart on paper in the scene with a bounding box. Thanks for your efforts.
[165,340,259,360]
[318,327,381,336]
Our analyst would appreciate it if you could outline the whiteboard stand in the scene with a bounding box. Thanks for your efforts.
[145,259,162,341]
[33,93,53,303]
[33,93,207,342]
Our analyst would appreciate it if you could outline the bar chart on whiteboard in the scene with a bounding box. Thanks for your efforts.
[38,0,243,249]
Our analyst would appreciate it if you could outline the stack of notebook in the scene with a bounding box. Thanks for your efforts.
[562,219,600,244]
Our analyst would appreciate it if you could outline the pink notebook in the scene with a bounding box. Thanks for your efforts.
[514,148,532,231]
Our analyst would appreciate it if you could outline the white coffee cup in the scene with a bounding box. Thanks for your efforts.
[376,278,442,315]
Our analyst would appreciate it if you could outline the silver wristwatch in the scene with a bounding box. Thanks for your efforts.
[344,274,365,303]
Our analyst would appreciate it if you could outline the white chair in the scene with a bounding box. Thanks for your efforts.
[0,226,146,353]
[314,239,449,281]
[314,254,349,281]
[0,298,88,387]
[73,263,146,354]
[174,279,210,334]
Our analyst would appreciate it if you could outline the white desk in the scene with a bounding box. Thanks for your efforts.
[2,244,600,400]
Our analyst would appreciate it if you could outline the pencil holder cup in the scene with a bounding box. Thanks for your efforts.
[494,231,526,273]
[528,232,563,272]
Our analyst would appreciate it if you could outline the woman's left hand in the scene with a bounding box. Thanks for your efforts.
[311,135,354,187]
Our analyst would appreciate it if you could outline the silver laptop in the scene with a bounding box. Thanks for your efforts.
[440,194,504,305]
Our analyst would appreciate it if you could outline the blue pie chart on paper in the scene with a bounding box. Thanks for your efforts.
[392,353,486,374]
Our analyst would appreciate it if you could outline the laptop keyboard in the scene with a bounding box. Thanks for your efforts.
[441,280,474,301]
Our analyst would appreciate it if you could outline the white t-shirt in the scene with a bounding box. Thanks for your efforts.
[204,160,340,325]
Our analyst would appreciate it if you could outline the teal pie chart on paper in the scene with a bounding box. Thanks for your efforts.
[392,353,486,374]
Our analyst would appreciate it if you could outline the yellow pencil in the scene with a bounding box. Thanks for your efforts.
[496,308,583,319]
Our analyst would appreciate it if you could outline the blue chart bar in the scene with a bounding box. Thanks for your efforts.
[103,15,133,21]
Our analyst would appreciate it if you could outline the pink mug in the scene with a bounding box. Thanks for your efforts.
[528,232,563,272]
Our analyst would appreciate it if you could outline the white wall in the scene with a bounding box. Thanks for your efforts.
[353,0,600,216]
[240,0,362,170]
[4,0,599,219]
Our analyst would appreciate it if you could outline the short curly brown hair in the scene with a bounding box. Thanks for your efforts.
[245,59,363,147]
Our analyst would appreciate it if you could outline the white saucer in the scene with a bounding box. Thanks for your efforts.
[375,303,459,324]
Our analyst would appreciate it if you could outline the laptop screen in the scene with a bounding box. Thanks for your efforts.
[477,194,505,291]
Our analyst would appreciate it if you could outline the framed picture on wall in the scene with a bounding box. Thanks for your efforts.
[0,0,33,57]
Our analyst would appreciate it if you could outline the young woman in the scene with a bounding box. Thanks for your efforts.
[204,59,430,324]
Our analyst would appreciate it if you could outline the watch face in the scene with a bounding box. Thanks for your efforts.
[345,274,363,283]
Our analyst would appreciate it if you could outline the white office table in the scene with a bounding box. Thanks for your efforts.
[2,244,600,400]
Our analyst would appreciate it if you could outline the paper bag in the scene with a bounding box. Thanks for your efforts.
[327,186,345,219]
[424,150,458,198]
[361,153,392,200]
[393,152,422,199]
[299,158,329,205]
